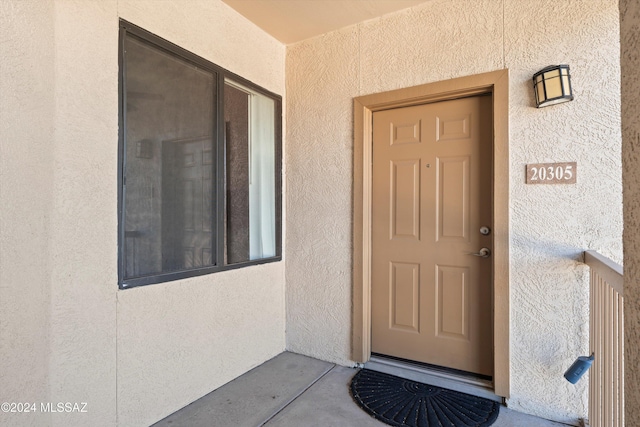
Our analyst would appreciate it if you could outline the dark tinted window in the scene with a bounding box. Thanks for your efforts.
[119,21,281,288]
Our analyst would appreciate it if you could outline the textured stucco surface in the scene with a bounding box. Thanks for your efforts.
[0,1,55,426]
[621,0,640,422]
[48,3,119,425]
[285,0,622,424]
[286,26,360,366]
[1,1,285,426]
[117,264,285,426]
[504,1,621,422]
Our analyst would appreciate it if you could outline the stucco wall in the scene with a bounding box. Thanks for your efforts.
[621,0,640,422]
[1,1,285,426]
[0,1,55,426]
[285,0,622,423]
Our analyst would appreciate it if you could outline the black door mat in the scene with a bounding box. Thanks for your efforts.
[350,369,500,427]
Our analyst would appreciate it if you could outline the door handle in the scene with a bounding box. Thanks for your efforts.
[469,248,491,258]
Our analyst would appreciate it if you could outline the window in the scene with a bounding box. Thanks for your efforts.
[118,21,282,288]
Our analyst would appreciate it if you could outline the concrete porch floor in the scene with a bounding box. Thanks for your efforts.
[152,352,570,427]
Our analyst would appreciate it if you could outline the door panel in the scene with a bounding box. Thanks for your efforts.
[390,262,420,332]
[371,96,493,376]
[438,156,470,241]
[391,159,421,239]
[436,265,469,340]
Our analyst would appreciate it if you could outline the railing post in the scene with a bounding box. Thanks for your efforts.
[585,250,624,427]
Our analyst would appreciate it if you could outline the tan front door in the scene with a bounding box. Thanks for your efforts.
[371,95,493,376]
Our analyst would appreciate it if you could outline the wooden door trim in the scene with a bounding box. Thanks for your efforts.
[352,69,510,397]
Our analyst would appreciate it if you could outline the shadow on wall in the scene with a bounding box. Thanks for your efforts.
[511,232,585,263]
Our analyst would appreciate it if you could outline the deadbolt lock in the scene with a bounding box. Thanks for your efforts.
[480,226,491,235]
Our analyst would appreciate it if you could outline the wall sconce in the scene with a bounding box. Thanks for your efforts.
[533,65,574,108]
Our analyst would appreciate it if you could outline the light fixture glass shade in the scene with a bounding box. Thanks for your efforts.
[532,65,573,108]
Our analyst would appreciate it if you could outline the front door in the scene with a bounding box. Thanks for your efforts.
[371,95,493,376]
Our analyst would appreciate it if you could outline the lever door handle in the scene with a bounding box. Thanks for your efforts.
[470,248,491,258]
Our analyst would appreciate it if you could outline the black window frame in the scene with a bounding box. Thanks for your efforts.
[118,20,282,289]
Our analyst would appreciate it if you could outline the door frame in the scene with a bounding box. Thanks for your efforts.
[352,69,510,397]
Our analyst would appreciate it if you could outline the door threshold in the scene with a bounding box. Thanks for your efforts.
[364,355,503,403]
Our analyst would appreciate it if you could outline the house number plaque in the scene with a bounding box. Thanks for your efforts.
[526,162,577,184]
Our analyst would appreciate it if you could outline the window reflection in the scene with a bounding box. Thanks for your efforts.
[123,36,216,278]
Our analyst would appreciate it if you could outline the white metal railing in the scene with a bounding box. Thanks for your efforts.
[585,250,624,427]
